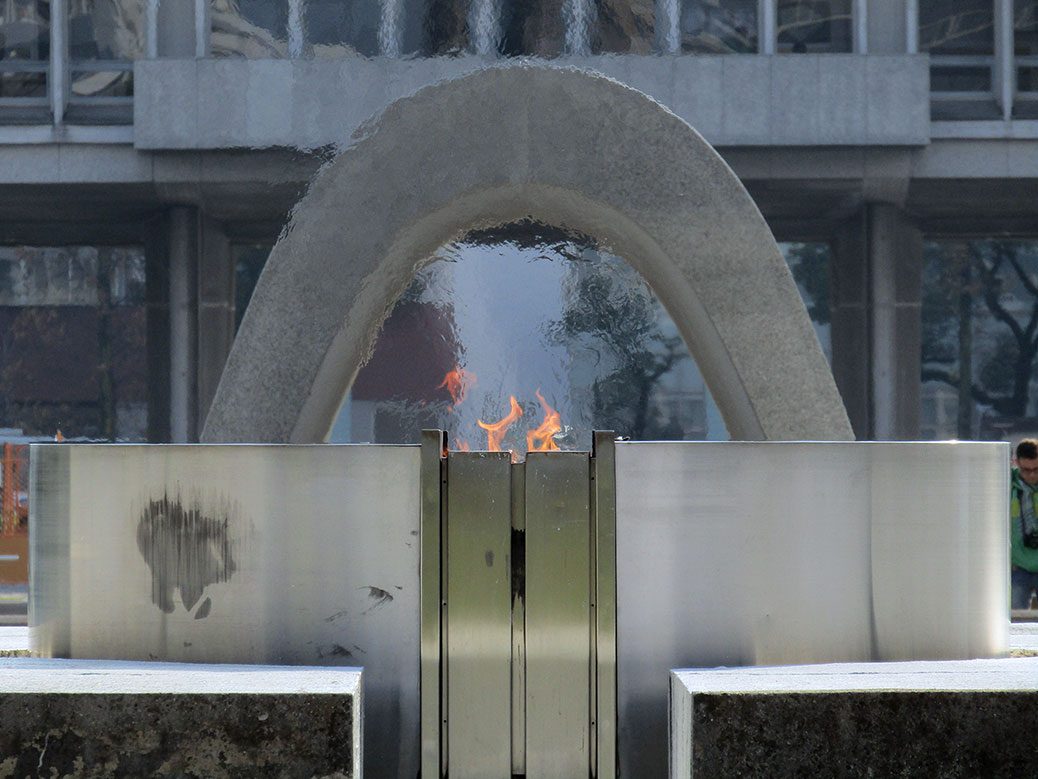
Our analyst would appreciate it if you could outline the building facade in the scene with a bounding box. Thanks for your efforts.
[1,0,1037,443]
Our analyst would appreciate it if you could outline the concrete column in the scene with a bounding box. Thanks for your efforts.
[145,214,171,443]
[157,0,197,57]
[832,204,922,440]
[869,203,922,440]
[197,219,235,435]
[168,206,199,443]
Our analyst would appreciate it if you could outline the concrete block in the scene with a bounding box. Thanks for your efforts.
[721,56,771,144]
[56,145,153,183]
[244,60,295,147]
[770,56,820,144]
[671,56,723,142]
[671,659,1038,779]
[196,60,249,149]
[0,658,361,777]
[817,56,867,144]
[134,59,198,150]
[0,146,61,184]
[865,55,929,144]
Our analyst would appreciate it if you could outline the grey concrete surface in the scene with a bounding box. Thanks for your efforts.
[0,658,361,777]
[203,64,853,444]
[672,658,1038,779]
[134,55,929,151]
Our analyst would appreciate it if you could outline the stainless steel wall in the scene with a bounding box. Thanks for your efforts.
[30,443,421,779]
[615,441,1009,777]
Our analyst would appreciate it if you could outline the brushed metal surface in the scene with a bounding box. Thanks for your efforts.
[445,452,512,778]
[420,431,445,779]
[593,432,617,779]
[614,441,1009,778]
[30,443,422,779]
[525,451,591,777]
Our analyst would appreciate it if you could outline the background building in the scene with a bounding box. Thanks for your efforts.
[1,0,1037,444]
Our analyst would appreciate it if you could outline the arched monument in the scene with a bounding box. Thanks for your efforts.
[202,63,852,443]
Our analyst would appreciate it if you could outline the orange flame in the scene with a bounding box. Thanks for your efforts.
[438,366,476,410]
[477,396,523,451]
[526,389,562,452]
[455,437,470,452]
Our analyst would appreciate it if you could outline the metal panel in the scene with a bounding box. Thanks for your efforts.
[30,443,422,779]
[420,431,445,778]
[525,451,591,777]
[614,441,1009,778]
[593,432,617,779]
[445,452,512,778]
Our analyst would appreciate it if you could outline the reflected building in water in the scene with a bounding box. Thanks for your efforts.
[0,1,1037,444]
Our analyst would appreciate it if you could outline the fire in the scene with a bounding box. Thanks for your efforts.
[477,396,523,451]
[438,366,476,410]
[526,389,562,452]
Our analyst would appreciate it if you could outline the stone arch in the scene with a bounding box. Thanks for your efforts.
[202,64,853,443]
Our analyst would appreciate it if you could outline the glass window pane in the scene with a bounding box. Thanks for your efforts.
[780,242,831,365]
[211,0,289,57]
[921,240,1038,441]
[931,65,991,92]
[777,0,852,53]
[305,0,381,57]
[0,246,147,441]
[0,0,50,61]
[1017,1,1038,91]
[328,220,728,450]
[68,0,146,60]
[0,70,46,98]
[680,0,758,54]
[919,0,994,56]
[498,0,566,56]
[596,0,655,54]
[233,244,272,333]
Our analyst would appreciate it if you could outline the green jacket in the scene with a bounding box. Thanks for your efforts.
[1011,466,1038,572]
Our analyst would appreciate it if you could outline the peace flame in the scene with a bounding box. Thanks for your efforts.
[439,368,564,454]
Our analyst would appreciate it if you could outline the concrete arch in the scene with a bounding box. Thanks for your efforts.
[202,64,853,443]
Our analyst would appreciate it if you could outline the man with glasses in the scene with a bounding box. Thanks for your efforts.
[1011,438,1038,610]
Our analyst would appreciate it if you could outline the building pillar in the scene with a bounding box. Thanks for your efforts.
[168,206,199,443]
[197,218,235,434]
[833,204,922,440]
[145,214,171,443]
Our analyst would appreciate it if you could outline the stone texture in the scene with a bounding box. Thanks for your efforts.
[672,659,1038,779]
[0,659,360,778]
[202,64,854,444]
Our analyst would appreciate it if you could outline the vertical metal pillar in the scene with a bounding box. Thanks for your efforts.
[421,431,617,776]
[525,451,591,776]
[420,431,445,778]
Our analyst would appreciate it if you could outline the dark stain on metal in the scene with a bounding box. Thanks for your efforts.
[136,490,241,615]
[360,586,394,614]
[193,596,212,620]
[323,609,349,623]
[485,550,495,567]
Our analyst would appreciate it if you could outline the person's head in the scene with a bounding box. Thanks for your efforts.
[1018,439,1038,485]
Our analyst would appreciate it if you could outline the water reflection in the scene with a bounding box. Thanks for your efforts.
[329,221,727,453]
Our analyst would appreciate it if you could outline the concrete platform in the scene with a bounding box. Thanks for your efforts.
[0,658,361,777]
[671,657,1038,779]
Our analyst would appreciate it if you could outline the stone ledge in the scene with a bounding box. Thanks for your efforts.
[671,658,1038,779]
[0,658,361,778]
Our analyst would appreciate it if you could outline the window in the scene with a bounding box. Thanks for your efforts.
[777,0,851,53]
[679,0,758,54]
[0,0,50,121]
[67,0,146,122]
[921,239,1038,441]
[1016,0,1038,115]
[0,246,148,441]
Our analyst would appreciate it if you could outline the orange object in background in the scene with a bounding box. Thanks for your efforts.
[1,442,28,535]
[0,442,28,587]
